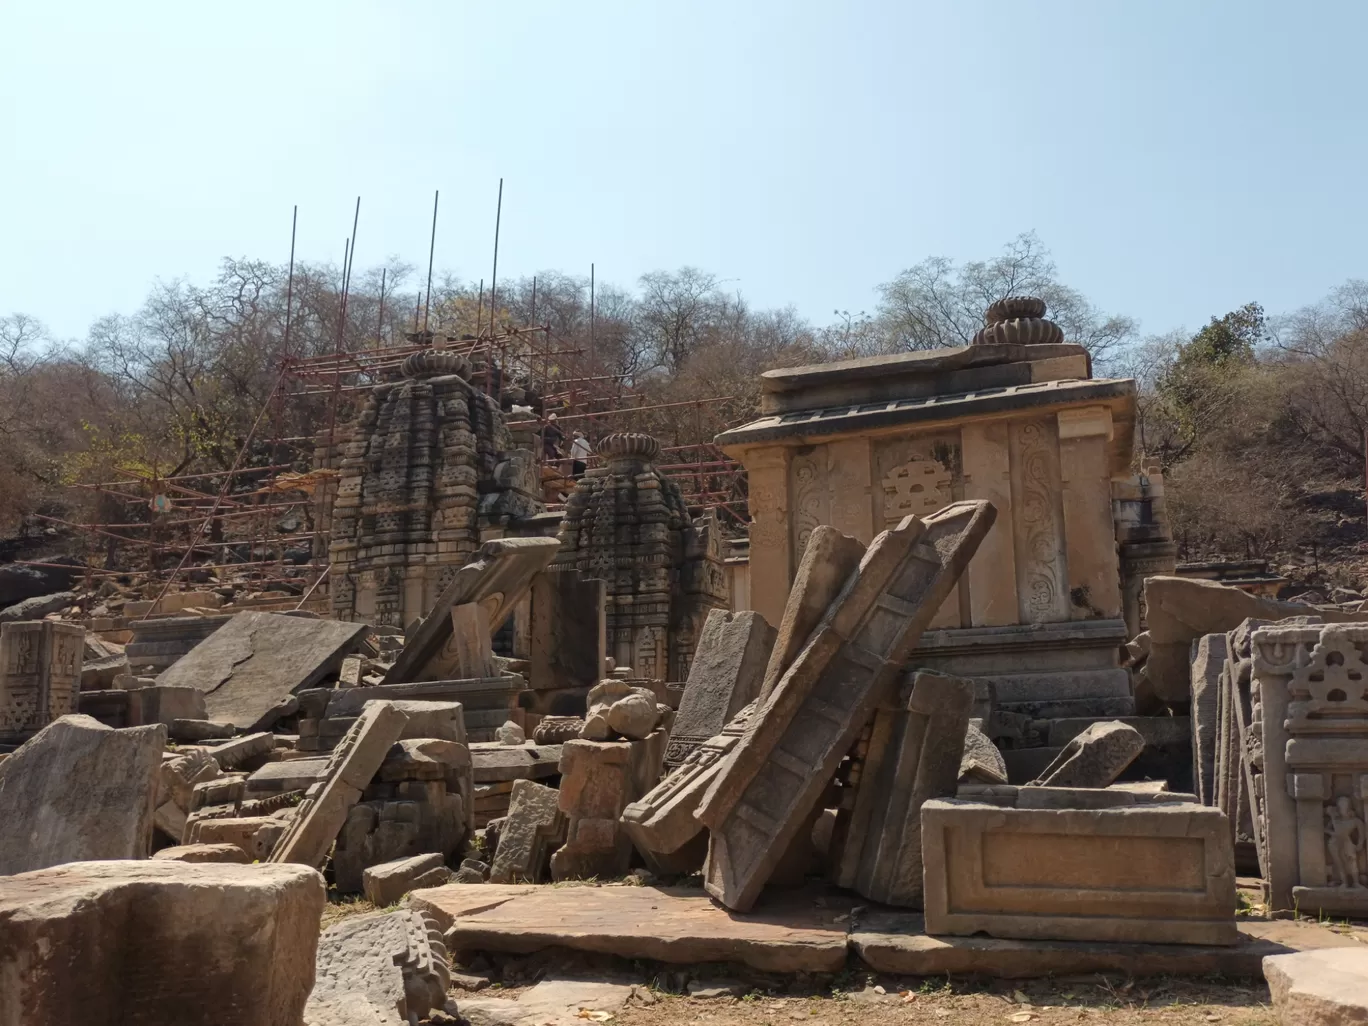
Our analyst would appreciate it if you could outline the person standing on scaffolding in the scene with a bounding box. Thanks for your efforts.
[541,412,564,465]
[570,429,592,478]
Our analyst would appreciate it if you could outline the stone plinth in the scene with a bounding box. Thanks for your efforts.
[921,797,1238,945]
[551,433,728,681]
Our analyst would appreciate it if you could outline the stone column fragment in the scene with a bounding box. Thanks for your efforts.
[694,500,996,912]
[1030,720,1144,788]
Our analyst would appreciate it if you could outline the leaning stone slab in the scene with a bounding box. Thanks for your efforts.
[695,501,996,912]
[270,701,409,868]
[489,779,565,883]
[758,525,866,700]
[831,670,974,907]
[960,720,1008,784]
[0,860,324,1025]
[306,908,451,1026]
[384,537,562,685]
[363,852,453,907]
[0,714,165,874]
[157,611,370,730]
[1264,948,1368,1026]
[666,609,774,768]
[206,730,277,770]
[1189,633,1226,806]
[1030,720,1144,788]
[920,798,1238,945]
[622,701,756,859]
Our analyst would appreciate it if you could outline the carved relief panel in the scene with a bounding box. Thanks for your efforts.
[1008,418,1070,624]
[1252,624,1368,916]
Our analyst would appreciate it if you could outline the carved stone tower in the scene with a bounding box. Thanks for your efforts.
[551,432,728,680]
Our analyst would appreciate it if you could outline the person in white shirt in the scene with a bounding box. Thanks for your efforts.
[570,430,592,478]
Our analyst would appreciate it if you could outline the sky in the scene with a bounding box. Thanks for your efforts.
[3,1,1366,343]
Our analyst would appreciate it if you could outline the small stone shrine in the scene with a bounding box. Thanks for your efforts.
[319,347,545,629]
[716,298,1174,736]
[551,432,728,680]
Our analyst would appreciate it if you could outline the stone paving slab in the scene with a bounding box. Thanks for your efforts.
[407,882,1368,980]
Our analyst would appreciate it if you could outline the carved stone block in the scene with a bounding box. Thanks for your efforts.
[695,501,996,911]
[921,798,1238,945]
[666,610,774,768]
[1190,632,1226,805]
[1030,720,1144,789]
[0,619,83,738]
[489,779,565,883]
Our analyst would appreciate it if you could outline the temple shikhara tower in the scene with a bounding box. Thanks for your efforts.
[320,348,544,628]
[551,432,728,680]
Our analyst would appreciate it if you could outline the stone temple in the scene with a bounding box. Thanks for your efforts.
[551,432,728,681]
[317,348,544,629]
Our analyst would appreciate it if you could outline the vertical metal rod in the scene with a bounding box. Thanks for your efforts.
[283,205,297,353]
[376,267,387,345]
[423,190,439,334]
[530,275,537,324]
[489,177,503,336]
[589,262,596,377]
[476,279,484,337]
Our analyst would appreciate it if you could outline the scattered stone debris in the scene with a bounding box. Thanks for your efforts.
[306,907,451,1025]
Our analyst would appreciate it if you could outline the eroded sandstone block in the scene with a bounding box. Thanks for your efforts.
[152,842,252,864]
[0,860,324,1025]
[0,714,165,874]
[0,619,83,740]
[1264,948,1368,1026]
[666,609,774,769]
[1190,633,1226,805]
[489,779,565,883]
[1031,720,1144,788]
[363,853,453,907]
[960,720,1008,784]
[306,907,451,1026]
[695,502,996,911]
[830,670,975,907]
[921,798,1237,945]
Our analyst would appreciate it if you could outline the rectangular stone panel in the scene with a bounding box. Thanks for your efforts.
[666,609,774,768]
[695,500,996,912]
[921,798,1238,946]
[530,570,605,692]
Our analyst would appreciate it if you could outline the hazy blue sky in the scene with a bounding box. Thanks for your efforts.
[3,1,1364,342]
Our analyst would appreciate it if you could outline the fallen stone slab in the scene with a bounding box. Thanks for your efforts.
[363,852,453,907]
[0,590,77,623]
[489,779,564,884]
[205,730,276,770]
[419,882,850,972]
[406,883,540,929]
[1031,720,1145,788]
[306,907,451,1026]
[0,859,324,1025]
[0,714,165,874]
[81,651,130,691]
[156,611,370,730]
[853,912,1352,980]
[246,756,330,795]
[152,842,252,863]
[472,742,562,783]
[1265,947,1368,1026]
[460,977,636,1026]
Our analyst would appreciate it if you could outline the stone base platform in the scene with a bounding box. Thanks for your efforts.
[407,882,1361,979]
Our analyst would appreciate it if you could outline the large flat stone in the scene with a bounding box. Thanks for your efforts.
[157,611,369,730]
[854,913,1357,980]
[0,859,324,1025]
[0,714,165,874]
[1265,947,1368,1025]
[414,883,849,972]
[471,742,562,783]
[460,977,636,1026]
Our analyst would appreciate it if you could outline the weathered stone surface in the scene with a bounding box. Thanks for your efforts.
[490,779,565,883]
[1190,632,1226,805]
[854,913,1354,980]
[581,680,665,741]
[1031,720,1144,788]
[1252,623,1368,916]
[530,569,605,692]
[206,730,276,769]
[425,882,850,972]
[666,609,774,768]
[152,842,252,863]
[385,537,562,684]
[0,714,165,874]
[460,978,635,1026]
[496,720,526,745]
[759,525,866,699]
[81,651,130,691]
[472,742,563,783]
[921,798,1238,945]
[270,701,410,868]
[169,718,237,742]
[1265,948,1368,1026]
[960,720,1008,784]
[696,502,996,911]
[363,853,453,907]
[0,590,77,623]
[247,756,330,795]
[185,815,288,859]
[0,559,82,608]
[551,731,668,880]
[0,619,83,739]
[157,611,370,730]
[307,908,451,1025]
[532,715,584,744]
[0,859,324,1025]
[125,684,208,730]
[831,670,975,907]
[385,700,466,742]
[1144,575,1367,703]
[621,701,755,860]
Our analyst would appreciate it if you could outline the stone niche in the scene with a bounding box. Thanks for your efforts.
[318,348,545,629]
[716,297,1171,715]
[551,432,729,681]
[1250,623,1368,916]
